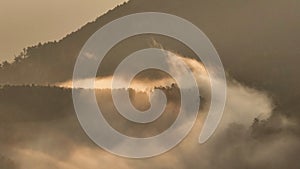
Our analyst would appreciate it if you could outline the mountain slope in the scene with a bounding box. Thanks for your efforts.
[0,0,299,106]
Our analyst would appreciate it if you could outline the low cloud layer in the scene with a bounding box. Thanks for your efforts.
[0,52,299,169]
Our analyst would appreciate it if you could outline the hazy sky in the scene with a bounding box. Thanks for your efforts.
[0,0,126,62]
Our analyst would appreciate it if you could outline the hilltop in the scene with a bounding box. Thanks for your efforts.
[0,0,299,106]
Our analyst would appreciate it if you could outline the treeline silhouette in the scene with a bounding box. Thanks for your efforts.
[0,84,184,123]
[1,0,298,95]
[0,84,189,141]
[0,85,72,123]
[0,0,299,119]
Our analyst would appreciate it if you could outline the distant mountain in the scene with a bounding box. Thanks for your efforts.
[0,0,299,106]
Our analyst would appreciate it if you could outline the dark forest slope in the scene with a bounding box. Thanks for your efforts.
[0,0,299,110]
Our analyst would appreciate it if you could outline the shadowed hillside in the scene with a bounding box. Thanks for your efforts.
[0,0,299,117]
[0,1,300,168]
[0,85,191,137]
[0,83,299,169]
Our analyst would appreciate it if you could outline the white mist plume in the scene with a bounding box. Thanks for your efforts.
[20,43,277,169]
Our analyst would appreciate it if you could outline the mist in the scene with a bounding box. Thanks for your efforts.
[1,54,291,169]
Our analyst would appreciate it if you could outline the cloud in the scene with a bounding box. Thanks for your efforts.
[1,52,299,169]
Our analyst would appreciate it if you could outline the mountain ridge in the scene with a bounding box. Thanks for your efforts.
[0,0,299,106]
